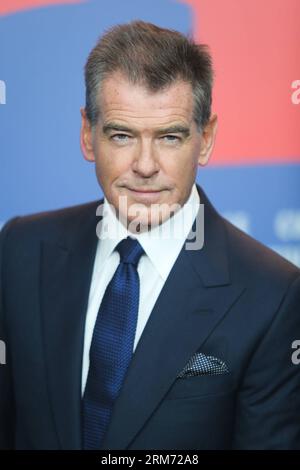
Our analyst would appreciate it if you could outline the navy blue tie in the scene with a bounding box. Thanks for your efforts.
[82,236,144,449]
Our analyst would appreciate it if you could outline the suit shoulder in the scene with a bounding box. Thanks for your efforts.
[222,216,300,285]
[1,200,101,245]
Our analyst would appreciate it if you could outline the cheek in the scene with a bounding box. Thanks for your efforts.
[94,149,128,185]
[163,153,196,184]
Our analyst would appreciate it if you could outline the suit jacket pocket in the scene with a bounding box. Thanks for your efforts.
[165,372,235,400]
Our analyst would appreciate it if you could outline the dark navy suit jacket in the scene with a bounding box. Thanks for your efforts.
[0,185,300,449]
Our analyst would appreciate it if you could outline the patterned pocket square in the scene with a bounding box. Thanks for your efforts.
[177,353,229,378]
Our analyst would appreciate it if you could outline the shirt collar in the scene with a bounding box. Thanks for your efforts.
[97,183,201,281]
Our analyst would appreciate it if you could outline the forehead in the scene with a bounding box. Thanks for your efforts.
[98,72,195,127]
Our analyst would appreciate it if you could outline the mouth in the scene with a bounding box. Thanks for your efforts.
[128,188,162,193]
[124,186,167,202]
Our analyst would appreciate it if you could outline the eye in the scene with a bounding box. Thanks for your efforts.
[161,135,181,144]
[111,134,131,143]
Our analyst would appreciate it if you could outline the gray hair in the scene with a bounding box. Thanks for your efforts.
[85,20,213,131]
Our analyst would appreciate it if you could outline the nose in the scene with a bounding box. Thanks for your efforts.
[132,138,160,178]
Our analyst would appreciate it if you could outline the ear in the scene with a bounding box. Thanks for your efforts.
[198,114,218,166]
[80,107,95,162]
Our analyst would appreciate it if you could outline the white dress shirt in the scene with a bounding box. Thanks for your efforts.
[81,183,201,395]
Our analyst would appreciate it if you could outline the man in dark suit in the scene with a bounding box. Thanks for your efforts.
[0,21,300,450]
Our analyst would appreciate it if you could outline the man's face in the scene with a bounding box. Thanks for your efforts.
[81,72,217,230]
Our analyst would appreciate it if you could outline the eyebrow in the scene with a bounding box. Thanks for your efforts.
[102,123,133,134]
[102,122,191,138]
[156,125,190,137]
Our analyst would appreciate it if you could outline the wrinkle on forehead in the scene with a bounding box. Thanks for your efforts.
[102,112,193,131]
[98,72,194,126]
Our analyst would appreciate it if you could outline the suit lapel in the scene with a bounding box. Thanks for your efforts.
[40,202,100,449]
[101,186,246,450]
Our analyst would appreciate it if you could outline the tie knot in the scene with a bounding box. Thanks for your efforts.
[115,237,144,266]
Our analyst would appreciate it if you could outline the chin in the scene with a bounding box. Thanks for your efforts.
[117,208,159,232]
